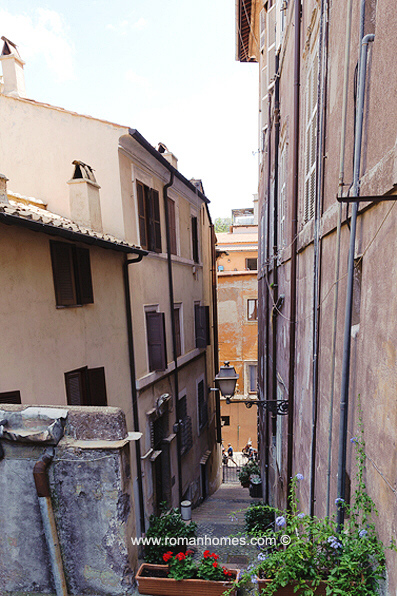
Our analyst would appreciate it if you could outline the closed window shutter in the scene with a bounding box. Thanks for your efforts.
[191,217,199,263]
[151,189,162,253]
[174,307,182,357]
[87,367,107,406]
[137,181,148,249]
[195,305,210,348]
[65,367,88,405]
[75,247,94,305]
[50,241,77,306]
[146,311,167,371]
[0,390,21,404]
[168,198,177,255]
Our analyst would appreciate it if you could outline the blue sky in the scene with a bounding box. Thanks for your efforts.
[0,1,259,218]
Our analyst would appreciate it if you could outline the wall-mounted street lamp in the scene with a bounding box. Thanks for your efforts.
[211,362,289,416]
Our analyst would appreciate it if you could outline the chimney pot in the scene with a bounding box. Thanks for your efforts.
[0,37,26,98]
[67,162,103,231]
[0,173,9,203]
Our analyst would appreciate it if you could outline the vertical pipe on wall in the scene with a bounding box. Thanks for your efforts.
[272,53,280,445]
[326,0,353,517]
[286,0,301,500]
[162,171,183,507]
[336,33,374,531]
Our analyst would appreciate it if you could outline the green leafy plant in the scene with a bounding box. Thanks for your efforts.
[237,398,395,595]
[238,460,260,485]
[244,502,274,536]
[144,506,197,564]
[163,550,196,580]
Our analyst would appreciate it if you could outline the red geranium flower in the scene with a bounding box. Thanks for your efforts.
[203,550,211,558]
[186,549,194,556]
[163,551,173,563]
[175,552,186,561]
[213,561,218,568]
[211,553,219,560]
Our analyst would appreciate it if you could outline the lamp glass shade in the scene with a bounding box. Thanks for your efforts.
[215,362,239,398]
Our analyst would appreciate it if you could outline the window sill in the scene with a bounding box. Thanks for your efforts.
[136,347,205,391]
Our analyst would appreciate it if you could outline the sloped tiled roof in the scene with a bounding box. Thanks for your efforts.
[0,198,146,255]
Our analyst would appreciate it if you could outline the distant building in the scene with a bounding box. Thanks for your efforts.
[216,199,258,451]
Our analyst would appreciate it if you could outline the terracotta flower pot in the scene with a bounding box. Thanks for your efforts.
[136,563,239,596]
[257,578,327,595]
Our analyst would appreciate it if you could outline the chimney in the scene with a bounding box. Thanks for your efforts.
[0,173,9,203]
[157,142,178,170]
[67,161,103,231]
[0,37,26,98]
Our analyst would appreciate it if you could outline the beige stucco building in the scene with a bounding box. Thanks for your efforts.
[0,37,221,571]
[216,204,258,451]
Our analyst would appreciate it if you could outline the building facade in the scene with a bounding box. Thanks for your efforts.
[216,204,258,451]
[237,0,397,591]
[0,37,221,569]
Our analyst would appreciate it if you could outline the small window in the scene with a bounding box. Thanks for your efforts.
[168,198,177,255]
[0,390,21,404]
[191,216,199,263]
[174,304,182,358]
[146,311,167,371]
[50,241,93,307]
[249,364,258,393]
[197,379,208,430]
[246,258,258,271]
[137,180,162,253]
[195,304,210,348]
[247,299,258,321]
[221,415,230,427]
[65,366,107,406]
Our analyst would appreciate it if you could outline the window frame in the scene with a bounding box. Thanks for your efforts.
[174,303,183,358]
[136,180,162,253]
[191,215,199,263]
[0,390,21,404]
[247,298,258,321]
[197,375,208,432]
[64,366,107,406]
[245,258,258,271]
[145,306,167,372]
[50,240,94,308]
[304,51,319,223]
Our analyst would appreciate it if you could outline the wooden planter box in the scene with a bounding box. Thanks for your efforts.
[257,579,327,595]
[136,563,238,596]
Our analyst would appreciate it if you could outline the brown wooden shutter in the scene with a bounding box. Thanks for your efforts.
[195,305,209,348]
[174,307,182,357]
[0,390,21,404]
[197,380,208,428]
[151,189,162,253]
[191,216,199,263]
[168,198,177,255]
[50,241,77,306]
[146,311,167,371]
[87,367,107,406]
[137,181,148,249]
[74,247,94,305]
[65,367,88,405]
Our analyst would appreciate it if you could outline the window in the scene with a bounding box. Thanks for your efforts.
[246,258,258,271]
[174,304,182,358]
[178,395,193,456]
[0,390,21,404]
[221,415,230,427]
[249,364,258,393]
[191,216,199,263]
[65,366,107,406]
[279,144,287,255]
[247,299,258,321]
[136,180,162,252]
[146,311,167,371]
[194,304,210,348]
[168,198,177,255]
[304,52,319,223]
[197,379,208,430]
[50,241,93,307]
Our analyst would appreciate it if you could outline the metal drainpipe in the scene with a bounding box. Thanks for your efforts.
[336,33,375,531]
[33,449,68,596]
[286,0,301,502]
[265,89,273,503]
[326,0,353,517]
[162,171,183,507]
[208,215,222,444]
[123,253,146,536]
[309,0,329,518]
[272,53,280,445]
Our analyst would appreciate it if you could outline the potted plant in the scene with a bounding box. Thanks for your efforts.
[136,549,239,596]
[244,502,274,536]
[238,406,395,595]
[249,474,262,498]
[143,505,197,563]
[238,460,260,488]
